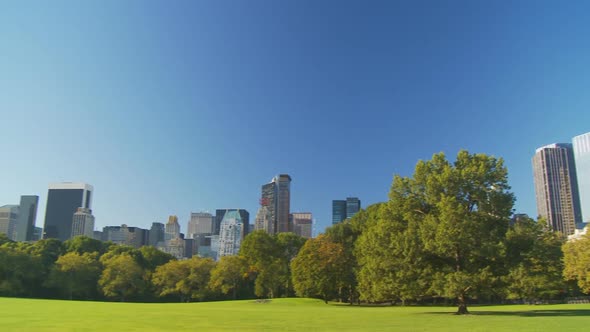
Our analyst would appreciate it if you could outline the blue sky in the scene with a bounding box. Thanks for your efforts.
[1,1,589,234]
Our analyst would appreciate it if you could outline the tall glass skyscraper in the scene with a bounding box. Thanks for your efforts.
[332,197,361,224]
[573,132,590,223]
[43,183,93,241]
[218,210,245,257]
[254,174,291,234]
[15,195,38,242]
[533,144,582,235]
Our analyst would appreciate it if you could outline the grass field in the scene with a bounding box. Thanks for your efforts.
[2,297,589,331]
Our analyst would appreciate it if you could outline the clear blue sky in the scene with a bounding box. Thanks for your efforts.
[1,1,589,234]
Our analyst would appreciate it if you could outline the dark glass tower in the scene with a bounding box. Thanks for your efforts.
[332,200,347,224]
[346,197,361,219]
[43,183,93,241]
[15,195,39,242]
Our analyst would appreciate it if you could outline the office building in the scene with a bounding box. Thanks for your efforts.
[14,195,38,242]
[0,205,19,240]
[573,132,590,222]
[332,197,361,224]
[332,200,347,224]
[33,227,43,241]
[102,224,148,248]
[149,222,165,246]
[216,209,249,238]
[346,197,361,219]
[43,182,93,241]
[71,208,95,238]
[254,174,291,234]
[187,212,214,238]
[165,215,180,240]
[291,212,313,238]
[218,210,245,258]
[533,143,582,235]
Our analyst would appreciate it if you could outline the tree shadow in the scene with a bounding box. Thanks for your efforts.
[424,309,590,317]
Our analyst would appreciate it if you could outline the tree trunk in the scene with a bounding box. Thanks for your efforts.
[456,294,469,315]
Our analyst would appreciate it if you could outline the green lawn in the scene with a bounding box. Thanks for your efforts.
[1,297,589,331]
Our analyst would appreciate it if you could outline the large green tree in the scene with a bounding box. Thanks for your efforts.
[209,255,250,300]
[504,217,565,302]
[563,233,590,294]
[291,235,348,303]
[46,252,101,300]
[357,151,514,314]
[240,230,282,298]
[99,253,145,301]
[152,257,216,302]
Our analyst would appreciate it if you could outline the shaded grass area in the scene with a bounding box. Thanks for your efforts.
[1,297,589,331]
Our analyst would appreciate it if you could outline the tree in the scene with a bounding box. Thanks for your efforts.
[291,235,348,303]
[240,230,281,298]
[46,252,101,300]
[209,255,250,300]
[356,151,514,314]
[99,253,145,301]
[325,222,360,304]
[139,246,174,271]
[504,217,565,303]
[0,245,42,297]
[64,236,108,255]
[275,232,306,296]
[563,233,590,294]
[152,257,216,302]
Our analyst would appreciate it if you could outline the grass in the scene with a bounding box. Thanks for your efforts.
[1,297,590,331]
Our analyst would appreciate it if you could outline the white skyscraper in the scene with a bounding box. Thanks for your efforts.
[573,132,590,223]
[218,210,244,258]
[71,208,95,238]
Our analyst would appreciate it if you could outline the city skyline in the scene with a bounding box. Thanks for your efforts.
[2,1,590,233]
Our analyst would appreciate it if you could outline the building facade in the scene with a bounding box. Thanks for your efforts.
[14,195,38,242]
[218,210,245,258]
[254,174,291,234]
[533,143,583,235]
[187,212,214,238]
[71,207,95,238]
[43,182,93,241]
[291,212,313,238]
[573,132,590,223]
[149,222,165,246]
[165,215,180,240]
[332,200,347,224]
[0,205,19,240]
[332,197,361,224]
[216,209,249,239]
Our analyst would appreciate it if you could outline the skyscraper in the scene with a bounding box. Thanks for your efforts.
[71,207,95,238]
[216,209,249,239]
[187,212,214,238]
[332,200,347,224]
[533,144,582,235]
[149,222,165,246]
[291,212,313,238]
[332,197,361,224]
[254,174,291,234]
[43,183,93,241]
[165,215,180,240]
[14,195,38,242]
[573,132,590,223]
[218,210,245,258]
[0,205,19,240]
[346,197,361,219]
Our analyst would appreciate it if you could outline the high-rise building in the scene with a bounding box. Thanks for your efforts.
[43,183,93,241]
[332,197,361,224]
[218,210,245,258]
[102,224,148,248]
[533,143,582,235]
[187,212,214,238]
[291,212,313,238]
[254,174,291,234]
[346,197,361,219]
[216,209,249,238]
[573,132,590,223]
[165,215,180,240]
[33,227,43,241]
[332,200,347,224]
[14,195,38,242]
[71,208,95,238]
[0,205,19,240]
[149,222,165,246]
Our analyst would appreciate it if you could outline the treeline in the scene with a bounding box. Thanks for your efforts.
[2,151,590,313]
[0,231,307,302]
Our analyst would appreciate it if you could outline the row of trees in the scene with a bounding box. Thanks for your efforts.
[1,151,589,314]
